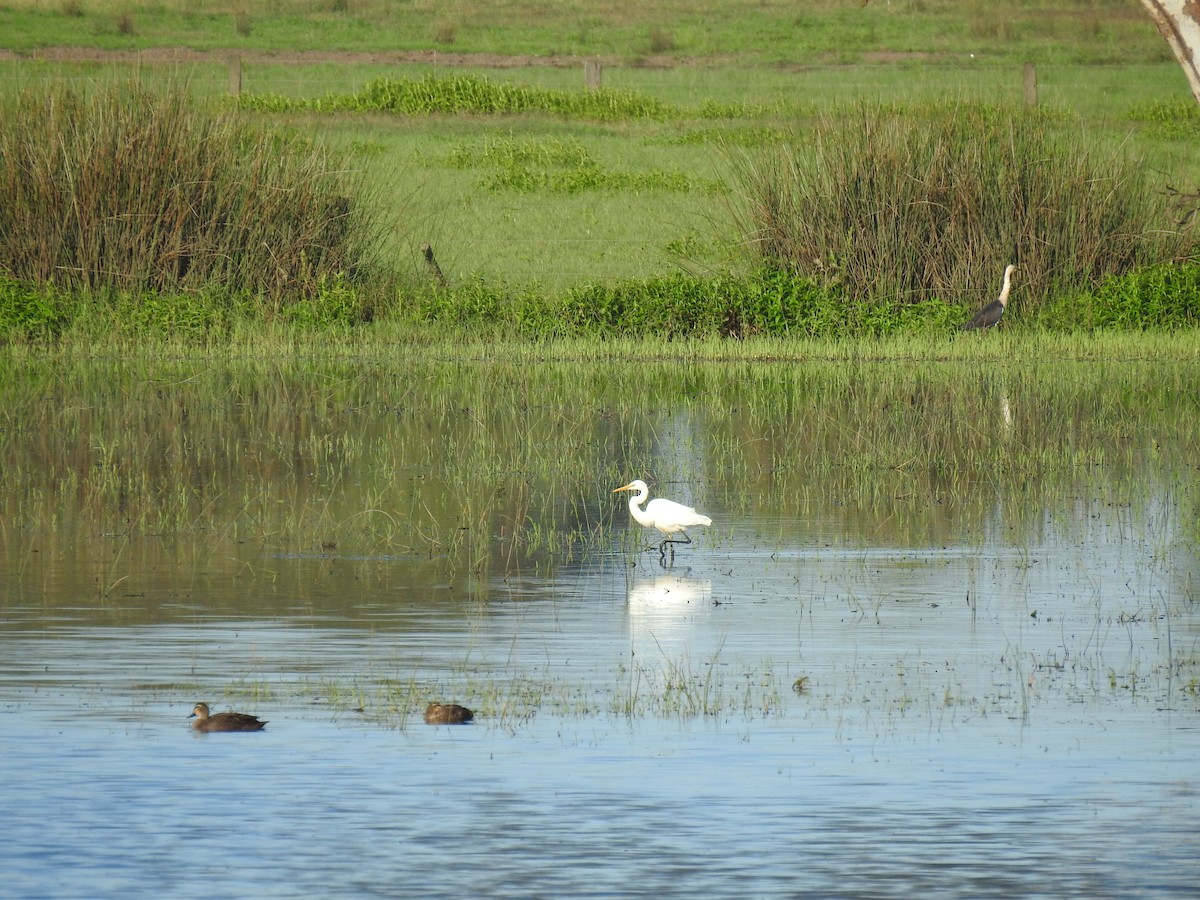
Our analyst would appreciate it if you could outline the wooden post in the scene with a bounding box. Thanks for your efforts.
[584,58,602,91]
[227,55,242,95]
[1022,62,1037,107]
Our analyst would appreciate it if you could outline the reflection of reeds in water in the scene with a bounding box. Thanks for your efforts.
[1,335,1196,613]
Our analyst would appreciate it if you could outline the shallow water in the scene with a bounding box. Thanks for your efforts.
[3,524,1197,897]
[1,355,1198,896]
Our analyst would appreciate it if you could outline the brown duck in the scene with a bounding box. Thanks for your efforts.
[189,702,267,732]
[423,702,474,725]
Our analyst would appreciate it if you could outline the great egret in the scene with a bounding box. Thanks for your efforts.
[962,264,1016,330]
[613,479,712,558]
[424,702,474,725]
[189,702,267,732]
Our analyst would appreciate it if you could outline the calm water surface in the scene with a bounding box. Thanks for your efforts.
[1,357,1197,896]
[3,518,1197,897]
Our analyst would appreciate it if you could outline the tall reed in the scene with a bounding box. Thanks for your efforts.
[0,80,388,303]
[728,104,1198,314]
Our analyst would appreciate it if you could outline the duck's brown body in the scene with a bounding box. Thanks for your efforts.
[423,702,474,725]
[189,702,267,732]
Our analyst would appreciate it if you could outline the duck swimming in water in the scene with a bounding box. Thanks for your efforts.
[423,702,474,725]
[189,702,267,732]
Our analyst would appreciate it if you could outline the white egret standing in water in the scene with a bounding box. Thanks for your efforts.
[613,480,711,560]
[962,264,1016,331]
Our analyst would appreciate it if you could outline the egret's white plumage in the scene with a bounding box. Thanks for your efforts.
[613,480,711,556]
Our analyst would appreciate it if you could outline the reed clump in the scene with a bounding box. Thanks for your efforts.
[729,103,1199,318]
[0,81,387,305]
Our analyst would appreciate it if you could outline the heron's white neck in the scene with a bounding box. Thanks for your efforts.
[997,265,1015,308]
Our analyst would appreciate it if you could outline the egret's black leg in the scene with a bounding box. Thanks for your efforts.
[661,532,692,548]
[655,531,691,566]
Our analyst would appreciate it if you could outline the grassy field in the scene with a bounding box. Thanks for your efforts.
[0,0,1174,65]
[1,1,1198,331]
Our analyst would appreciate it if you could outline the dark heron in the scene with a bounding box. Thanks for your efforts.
[962,264,1016,331]
[189,702,267,732]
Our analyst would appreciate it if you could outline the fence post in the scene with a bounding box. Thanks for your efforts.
[1022,62,1037,107]
[584,58,602,91]
[227,55,242,95]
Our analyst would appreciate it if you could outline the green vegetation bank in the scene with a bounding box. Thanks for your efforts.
[1,1,1199,341]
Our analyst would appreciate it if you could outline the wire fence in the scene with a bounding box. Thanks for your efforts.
[2,52,1185,106]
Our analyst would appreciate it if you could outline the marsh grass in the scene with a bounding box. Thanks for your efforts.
[192,626,1183,728]
[610,640,790,719]
[4,55,1198,303]
[244,648,788,727]
[1,334,1196,590]
[727,103,1199,316]
[6,76,1195,337]
[0,80,391,307]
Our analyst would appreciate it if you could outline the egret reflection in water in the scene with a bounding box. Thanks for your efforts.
[625,574,716,657]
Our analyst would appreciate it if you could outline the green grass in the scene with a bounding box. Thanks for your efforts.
[0,0,1171,66]
[7,58,1187,297]
[6,260,1199,342]
[237,73,679,120]
[1,3,1198,313]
